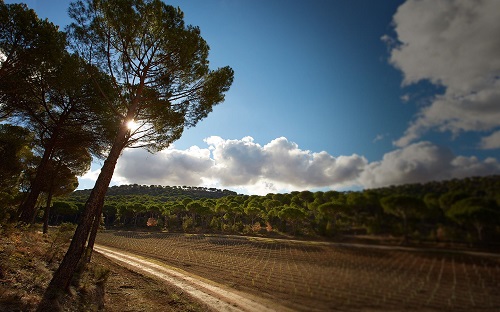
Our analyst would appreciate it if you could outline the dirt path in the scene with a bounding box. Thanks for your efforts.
[94,245,293,312]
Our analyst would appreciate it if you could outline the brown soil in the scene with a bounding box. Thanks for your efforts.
[92,252,207,312]
[94,245,287,312]
[96,231,500,312]
[2,227,499,312]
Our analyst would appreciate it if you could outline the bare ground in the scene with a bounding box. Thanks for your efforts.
[95,245,292,312]
[96,231,500,312]
[91,252,209,312]
[2,227,499,311]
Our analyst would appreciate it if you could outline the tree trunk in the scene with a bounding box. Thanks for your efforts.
[37,125,128,312]
[18,140,55,224]
[474,221,484,242]
[42,191,54,234]
[402,214,409,245]
[84,195,105,263]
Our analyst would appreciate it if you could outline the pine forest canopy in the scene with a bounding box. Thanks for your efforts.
[51,175,500,246]
[67,0,234,152]
[72,184,238,199]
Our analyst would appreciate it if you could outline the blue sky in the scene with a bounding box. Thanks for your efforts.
[6,0,500,195]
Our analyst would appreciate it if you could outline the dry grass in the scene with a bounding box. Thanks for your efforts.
[0,224,206,312]
[0,224,109,312]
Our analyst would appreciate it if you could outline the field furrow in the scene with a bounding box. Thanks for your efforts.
[96,231,500,311]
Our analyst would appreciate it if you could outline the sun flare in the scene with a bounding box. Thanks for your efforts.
[126,119,138,131]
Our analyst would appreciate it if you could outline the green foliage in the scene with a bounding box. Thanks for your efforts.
[0,124,33,218]
[46,175,500,243]
[1,0,118,223]
[182,216,194,232]
[67,0,234,152]
[447,197,499,241]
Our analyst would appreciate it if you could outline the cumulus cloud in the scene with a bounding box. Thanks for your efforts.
[109,136,367,194]
[360,141,500,188]
[114,146,214,186]
[80,136,500,194]
[386,0,500,147]
[208,136,367,191]
[479,130,500,150]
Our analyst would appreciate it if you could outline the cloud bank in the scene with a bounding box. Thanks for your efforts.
[385,0,500,148]
[111,136,367,194]
[79,136,500,195]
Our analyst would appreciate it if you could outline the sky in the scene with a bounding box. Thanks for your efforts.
[5,0,500,195]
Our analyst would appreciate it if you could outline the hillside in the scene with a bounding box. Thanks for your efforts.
[71,184,237,201]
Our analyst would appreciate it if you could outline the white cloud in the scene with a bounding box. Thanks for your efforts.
[479,130,500,150]
[360,141,500,188]
[114,146,214,186]
[386,0,500,146]
[80,167,101,181]
[106,136,367,195]
[373,134,385,143]
[205,136,368,193]
[79,136,500,194]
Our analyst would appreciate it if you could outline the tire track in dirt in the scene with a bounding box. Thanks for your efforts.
[94,245,291,312]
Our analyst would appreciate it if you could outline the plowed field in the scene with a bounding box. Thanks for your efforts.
[96,231,500,311]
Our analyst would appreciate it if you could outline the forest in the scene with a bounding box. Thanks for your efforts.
[45,176,500,246]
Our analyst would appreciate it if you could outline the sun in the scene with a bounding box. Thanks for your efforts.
[126,119,138,131]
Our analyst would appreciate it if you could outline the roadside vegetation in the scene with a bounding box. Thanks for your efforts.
[0,223,108,311]
[0,224,207,312]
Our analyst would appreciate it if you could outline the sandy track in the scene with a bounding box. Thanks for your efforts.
[94,245,291,312]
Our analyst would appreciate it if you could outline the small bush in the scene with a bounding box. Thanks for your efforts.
[182,217,194,232]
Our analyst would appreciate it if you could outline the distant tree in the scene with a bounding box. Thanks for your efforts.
[447,197,499,242]
[263,199,281,212]
[317,195,348,237]
[0,124,34,221]
[298,190,314,206]
[38,1,234,305]
[422,192,445,222]
[51,201,79,223]
[41,164,79,234]
[186,200,211,228]
[41,146,91,233]
[245,204,263,226]
[380,195,425,243]
[102,203,117,226]
[245,198,264,225]
[439,191,469,213]
[278,206,307,235]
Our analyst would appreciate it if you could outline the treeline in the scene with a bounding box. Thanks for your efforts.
[50,175,500,245]
[72,184,237,199]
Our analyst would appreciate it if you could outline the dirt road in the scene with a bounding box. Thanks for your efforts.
[94,245,293,312]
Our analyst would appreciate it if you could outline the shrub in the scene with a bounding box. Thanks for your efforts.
[182,217,194,232]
